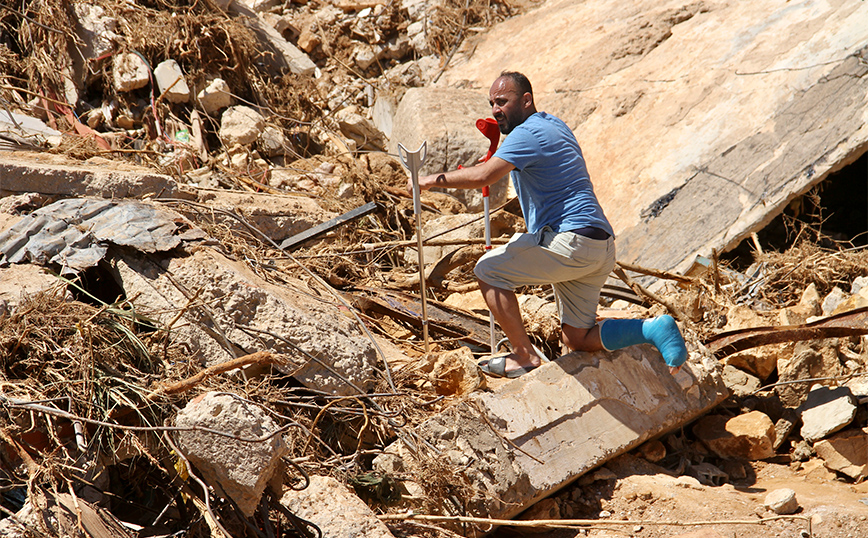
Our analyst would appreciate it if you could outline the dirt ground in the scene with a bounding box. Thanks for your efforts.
[523,456,868,538]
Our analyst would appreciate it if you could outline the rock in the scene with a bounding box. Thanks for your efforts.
[845,376,868,405]
[413,347,481,397]
[813,427,868,480]
[721,364,761,397]
[390,87,510,212]
[692,410,776,460]
[443,289,489,314]
[297,27,321,53]
[228,2,316,76]
[279,475,396,538]
[791,440,814,462]
[334,106,387,150]
[113,52,150,92]
[197,78,233,114]
[259,125,289,157]
[778,283,822,325]
[220,105,266,146]
[174,392,288,516]
[831,286,868,315]
[799,384,857,442]
[154,59,190,103]
[773,408,799,451]
[776,340,844,407]
[821,286,847,316]
[636,438,666,462]
[763,488,799,515]
[721,346,779,381]
[72,3,118,60]
[240,0,281,12]
[850,276,868,295]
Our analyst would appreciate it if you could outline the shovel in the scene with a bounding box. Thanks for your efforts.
[398,141,430,352]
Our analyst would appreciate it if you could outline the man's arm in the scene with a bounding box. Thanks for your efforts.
[411,156,515,192]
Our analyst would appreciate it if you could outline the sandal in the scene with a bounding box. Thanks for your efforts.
[478,354,538,378]
[477,345,549,379]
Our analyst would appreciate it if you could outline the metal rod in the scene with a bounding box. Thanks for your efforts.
[398,142,430,352]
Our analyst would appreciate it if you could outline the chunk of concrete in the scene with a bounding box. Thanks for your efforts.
[113,52,150,92]
[692,410,776,460]
[799,384,857,442]
[228,2,316,76]
[375,346,727,520]
[174,392,288,516]
[195,189,337,243]
[813,427,868,480]
[197,78,233,115]
[279,475,396,538]
[776,341,844,407]
[108,246,378,395]
[764,488,799,515]
[0,153,191,200]
[220,105,266,146]
[334,106,387,151]
[721,364,761,397]
[154,59,191,103]
[72,3,118,62]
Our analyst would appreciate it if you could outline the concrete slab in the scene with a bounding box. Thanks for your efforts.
[376,345,728,523]
[0,152,193,200]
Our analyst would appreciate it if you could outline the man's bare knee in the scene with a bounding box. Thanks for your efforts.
[561,324,602,353]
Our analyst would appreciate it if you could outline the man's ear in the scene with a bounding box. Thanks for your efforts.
[522,92,534,109]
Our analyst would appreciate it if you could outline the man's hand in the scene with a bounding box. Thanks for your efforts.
[406,157,514,196]
[408,173,445,195]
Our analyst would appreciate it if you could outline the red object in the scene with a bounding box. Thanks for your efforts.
[476,118,499,199]
[476,118,500,162]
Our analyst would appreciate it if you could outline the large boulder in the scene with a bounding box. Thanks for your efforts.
[439,0,868,272]
[390,87,510,212]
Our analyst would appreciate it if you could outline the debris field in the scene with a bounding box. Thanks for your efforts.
[1,1,868,538]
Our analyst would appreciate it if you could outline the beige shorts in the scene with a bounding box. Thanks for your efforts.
[474,227,616,329]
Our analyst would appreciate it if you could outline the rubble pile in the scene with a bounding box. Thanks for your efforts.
[0,0,522,193]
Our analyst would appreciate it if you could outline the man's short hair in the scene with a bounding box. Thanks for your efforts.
[499,71,533,97]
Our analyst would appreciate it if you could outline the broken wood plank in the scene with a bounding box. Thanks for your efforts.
[279,201,378,250]
[347,286,502,349]
[704,306,868,359]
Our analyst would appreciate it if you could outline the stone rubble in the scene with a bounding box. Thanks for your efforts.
[174,392,289,516]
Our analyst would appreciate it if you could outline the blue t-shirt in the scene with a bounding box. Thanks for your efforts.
[494,112,613,236]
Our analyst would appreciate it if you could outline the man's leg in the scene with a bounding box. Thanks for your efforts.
[598,316,688,374]
[561,323,603,353]
[478,279,545,371]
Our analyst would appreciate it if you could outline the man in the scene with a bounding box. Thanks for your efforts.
[414,71,687,378]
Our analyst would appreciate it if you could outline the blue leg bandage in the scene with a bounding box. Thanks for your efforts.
[599,315,687,368]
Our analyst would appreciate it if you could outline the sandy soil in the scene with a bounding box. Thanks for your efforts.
[492,454,868,538]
